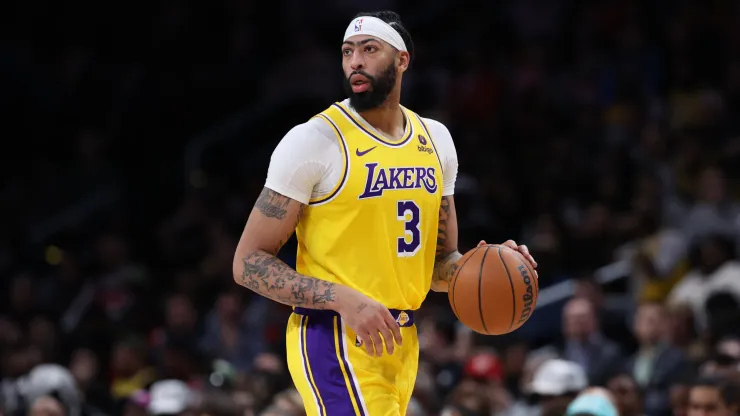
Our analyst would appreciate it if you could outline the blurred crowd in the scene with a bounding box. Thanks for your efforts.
[4,0,740,415]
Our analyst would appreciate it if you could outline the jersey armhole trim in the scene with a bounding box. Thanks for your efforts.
[413,113,444,175]
[309,114,350,206]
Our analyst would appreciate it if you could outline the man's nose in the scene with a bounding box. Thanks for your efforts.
[349,52,365,71]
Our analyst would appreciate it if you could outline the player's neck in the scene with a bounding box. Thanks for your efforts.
[357,98,405,142]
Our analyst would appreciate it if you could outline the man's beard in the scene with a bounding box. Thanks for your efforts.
[343,61,397,112]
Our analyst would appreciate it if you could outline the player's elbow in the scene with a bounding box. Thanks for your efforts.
[232,247,246,285]
[232,237,258,285]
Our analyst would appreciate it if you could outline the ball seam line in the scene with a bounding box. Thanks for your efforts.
[478,246,491,334]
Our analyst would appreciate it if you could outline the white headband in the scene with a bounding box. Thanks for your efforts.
[343,16,407,52]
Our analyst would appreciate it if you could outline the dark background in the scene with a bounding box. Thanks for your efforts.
[3,0,740,415]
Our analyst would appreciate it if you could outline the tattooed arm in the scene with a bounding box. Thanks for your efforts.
[234,186,403,355]
[233,187,339,309]
[431,196,462,292]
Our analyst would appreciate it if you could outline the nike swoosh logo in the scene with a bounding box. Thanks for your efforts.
[356,146,377,156]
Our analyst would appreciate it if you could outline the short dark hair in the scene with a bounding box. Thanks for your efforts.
[693,377,740,407]
[692,376,722,394]
[352,11,414,65]
[607,372,644,398]
[694,376,723,389]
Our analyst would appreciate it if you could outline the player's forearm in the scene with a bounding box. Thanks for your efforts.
[431,251,463,292]
[431,195,461,292]
[235,249,338,309]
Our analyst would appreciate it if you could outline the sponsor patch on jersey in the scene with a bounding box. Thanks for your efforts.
[417,134,433,154]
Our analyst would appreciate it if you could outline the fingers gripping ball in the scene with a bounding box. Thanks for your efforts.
[448,244,539,335]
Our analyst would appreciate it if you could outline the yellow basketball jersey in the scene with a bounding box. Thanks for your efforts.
[295,102,444,310]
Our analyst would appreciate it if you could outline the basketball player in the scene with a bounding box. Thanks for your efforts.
[233,11,538,416]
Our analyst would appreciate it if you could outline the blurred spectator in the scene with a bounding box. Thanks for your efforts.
[668,234,740,332]
[29,396,66,416]
[199,291,267,373]
[671,383,692,416]
[146,380,196,416]
[441,386,491,416]
[525,359,587,416]
[626,174,689,303]
[500,339,530,399]
[565,387,619,416]
[419,311,476,403]
[160,338,204,383]
[110,337,156,401]
[560,298,622,385]
[665,305,705,361]
[28,316,58,364]
[17,364,82,416]
[698,337,740,380]
[461,351,512,413]
[150,294,200,357]
[573,276,634,349]
[687,378,740,416]
[121,390,148,416]
[683,167,740,244]
[6,273,39,328]
[626,302,688,416]
[503,348,559,415]
[68,349,115,414]
[606,373,644,416]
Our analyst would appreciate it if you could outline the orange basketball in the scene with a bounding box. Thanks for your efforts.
[448,244,539,335]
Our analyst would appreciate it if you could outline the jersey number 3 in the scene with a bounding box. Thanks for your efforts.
[397,200,421,257]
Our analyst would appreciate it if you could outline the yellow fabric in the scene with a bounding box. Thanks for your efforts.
[636,233,689,302]
[286,313,419,416]
[639,258,689,302]
[110,367,156,399]
[296,102,444,310]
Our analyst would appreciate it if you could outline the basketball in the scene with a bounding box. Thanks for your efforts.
[448,244,539,335]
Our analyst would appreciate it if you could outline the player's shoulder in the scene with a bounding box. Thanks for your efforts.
[278,117,339,149]
[270,116,344,171]
[418,116,450,133]
[418,115,453,143]
[417,116,455,153]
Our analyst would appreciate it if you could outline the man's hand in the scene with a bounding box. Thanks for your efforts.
[478,240,538,279]
[333,286,403,357]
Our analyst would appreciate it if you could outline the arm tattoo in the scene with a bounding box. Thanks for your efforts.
[435,252,461,283]
[239,190,334,308]
[240,250,336,309]
[432,197,461,288]
[270,204,305,255]
[255,188,291,220]
[435,197,452,259]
